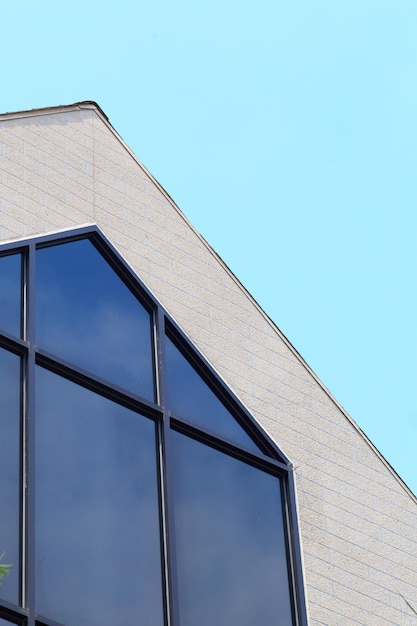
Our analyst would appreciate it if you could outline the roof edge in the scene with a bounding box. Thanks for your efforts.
[89,103,417,505]
[0,101,109,122]
[211,247,417,504]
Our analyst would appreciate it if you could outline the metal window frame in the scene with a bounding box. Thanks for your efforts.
[0,226,309,626]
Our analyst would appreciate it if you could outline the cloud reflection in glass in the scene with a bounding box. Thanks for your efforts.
[35,367,164,626]
[171,431,293,626]
[36,239,154,400]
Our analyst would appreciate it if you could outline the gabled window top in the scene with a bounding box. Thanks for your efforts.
[165,334,263,453]
[36,237,155,400]
[0,226,307,626]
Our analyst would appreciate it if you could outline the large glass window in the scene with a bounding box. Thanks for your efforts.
[0,229,306,626]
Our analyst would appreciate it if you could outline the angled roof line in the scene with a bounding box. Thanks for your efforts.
[95,104,417,504]
[0,101,108,122]
[1,101,415,503]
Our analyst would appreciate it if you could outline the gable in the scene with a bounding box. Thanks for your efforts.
[1,103,416,625]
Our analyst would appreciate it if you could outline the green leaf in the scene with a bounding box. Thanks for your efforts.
[0,551,12,585]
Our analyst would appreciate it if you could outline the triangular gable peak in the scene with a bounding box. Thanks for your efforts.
[0,101,413,501]
[0,101,417,503]
[1,103,417,625]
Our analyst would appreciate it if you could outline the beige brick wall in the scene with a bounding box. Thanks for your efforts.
[1,104,417,625]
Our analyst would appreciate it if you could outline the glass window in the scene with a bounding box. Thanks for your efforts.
[0,254,21,338]
[35,368,164,626]
[0,349,21,606]
[0,229,303,626]
[165,337,261,452]
[171,431,294,626]
[36,239,154,400]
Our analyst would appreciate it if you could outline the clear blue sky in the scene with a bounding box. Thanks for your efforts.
[1,1,416,494]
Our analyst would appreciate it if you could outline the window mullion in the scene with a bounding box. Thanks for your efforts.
[286,472,309,626]
[156,309,180,626]
[24,243,36,626]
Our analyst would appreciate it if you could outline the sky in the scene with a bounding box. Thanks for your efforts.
[1,0,416,495]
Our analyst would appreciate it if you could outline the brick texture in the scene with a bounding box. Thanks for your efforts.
[1,104,416,625]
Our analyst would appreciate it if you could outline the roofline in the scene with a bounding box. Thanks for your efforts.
[94,106,417,504]
[1,100,415,503]
[0,101,109,123]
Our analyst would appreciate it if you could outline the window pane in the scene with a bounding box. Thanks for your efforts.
[166,337,261,452]
[36,239,154,400]
[35,368,164,626]
[171,432,294,626]
[0,254,21,338]
[0,349,21,605]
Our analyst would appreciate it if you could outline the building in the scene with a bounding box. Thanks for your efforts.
[0,102,416,626]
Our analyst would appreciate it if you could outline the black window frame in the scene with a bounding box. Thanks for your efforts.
[0,225,308,626]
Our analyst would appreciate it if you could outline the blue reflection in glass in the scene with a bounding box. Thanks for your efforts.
[0,254,21,338]
[0,620,15,625]
[171,432,294,626]
[35,368,164,626]
[166,337,260,452]
[0,349,20,606]
[36,239,154,400]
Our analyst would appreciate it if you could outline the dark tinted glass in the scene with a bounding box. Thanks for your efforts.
[166,337,260,452]
[171,432,294,626]
[0,254,21,337]
[35,368,164,626]
[36,239,154,400]
[0,349,21,605]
